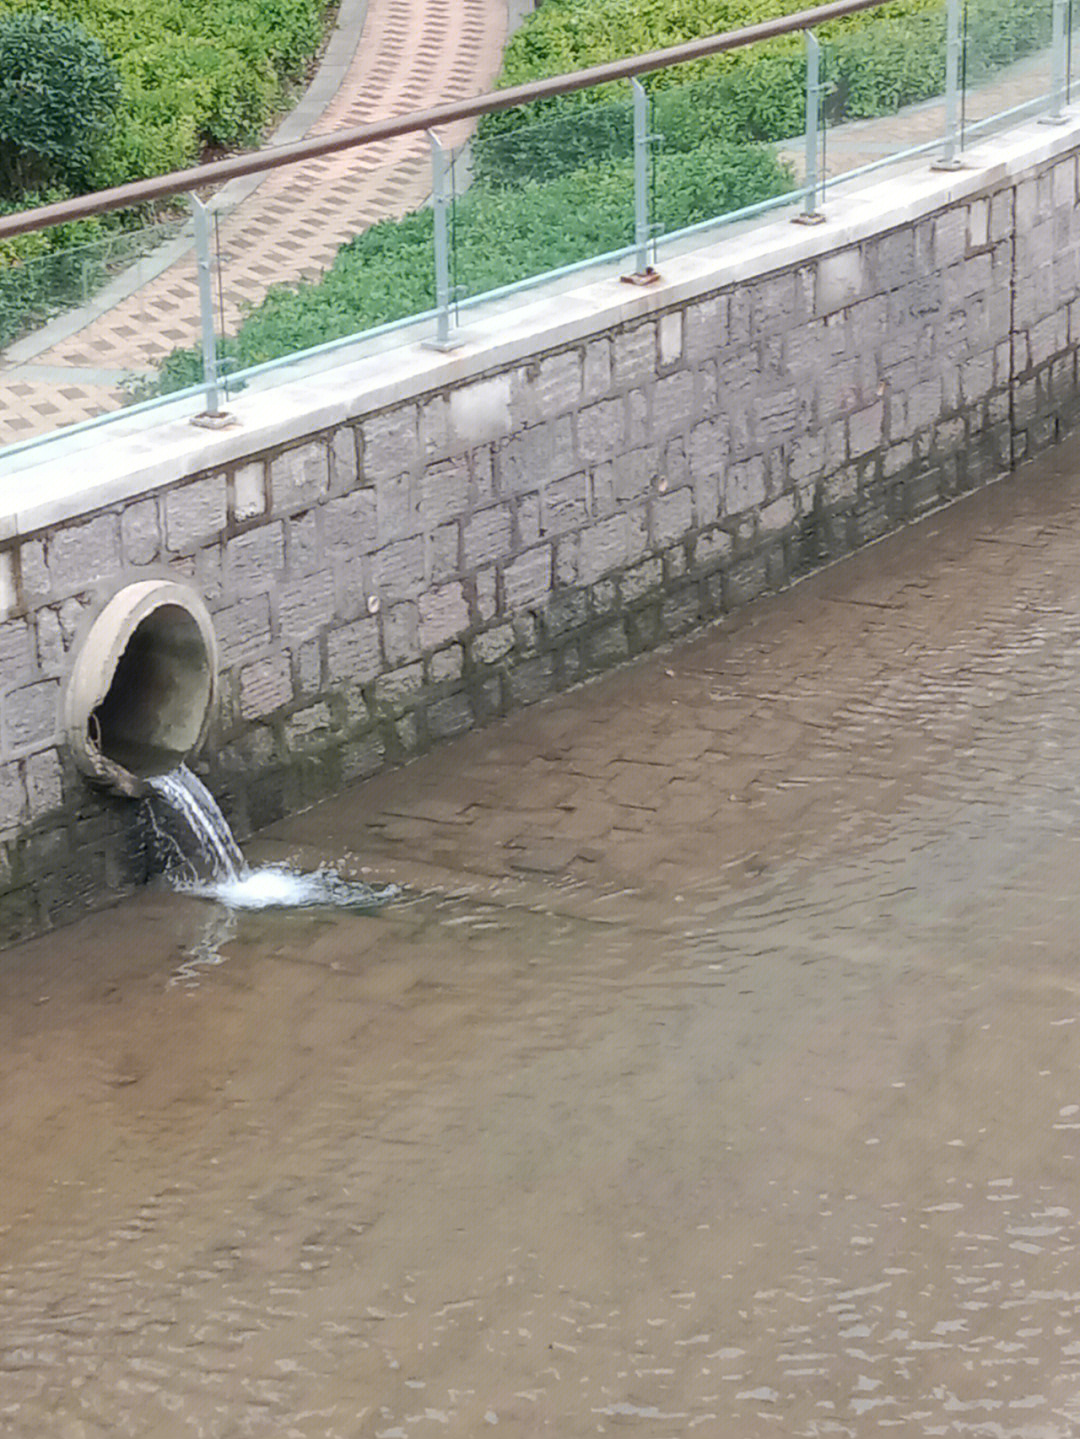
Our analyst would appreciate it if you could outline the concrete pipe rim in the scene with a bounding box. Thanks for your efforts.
[64,580,219,798]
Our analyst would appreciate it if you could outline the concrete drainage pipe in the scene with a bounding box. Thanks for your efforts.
[64,580,219,797]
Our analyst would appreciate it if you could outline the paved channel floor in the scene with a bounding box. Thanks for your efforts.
[7,440,1080,1435]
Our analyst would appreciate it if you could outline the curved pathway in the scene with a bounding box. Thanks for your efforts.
[0,0,509,445]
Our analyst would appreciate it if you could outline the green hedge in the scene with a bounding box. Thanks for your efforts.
[155,139,793,391]
[0,0,330,188]
[479,0,1053,166]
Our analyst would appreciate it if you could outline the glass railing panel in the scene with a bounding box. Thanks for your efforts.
[962,0,1058,145]
[0,203,189,446]
[447,84,637,309]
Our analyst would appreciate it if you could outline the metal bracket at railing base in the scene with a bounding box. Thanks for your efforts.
[190,411,239,430]
[792,210,826,226]
[422,330,470,352]
[620,267,662,287]
[1039,113,1071,127]
[930,157,965,173]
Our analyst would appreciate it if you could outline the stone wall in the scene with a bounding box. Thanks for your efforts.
[2,117,1079,942]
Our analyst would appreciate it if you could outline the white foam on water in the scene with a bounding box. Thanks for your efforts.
[184,864,399,912]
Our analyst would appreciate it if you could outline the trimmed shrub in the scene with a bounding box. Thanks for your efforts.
[0,11,120,197]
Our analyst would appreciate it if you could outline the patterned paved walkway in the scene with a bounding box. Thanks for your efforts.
[0,33,1068,449]
[0,0,510,446]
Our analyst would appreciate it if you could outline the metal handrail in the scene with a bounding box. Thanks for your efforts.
[0,0,890,240]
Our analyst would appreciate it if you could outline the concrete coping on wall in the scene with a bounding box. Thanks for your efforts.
[4,109,1079,541]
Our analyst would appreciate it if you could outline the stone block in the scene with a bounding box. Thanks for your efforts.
[419,583,469,649]
[233,460,266,521]
[362,405,419,482]
[277,572,335,645]
[848,400,885,458]
[427,692,474,737]
[684,294,727,360]
[583,338,611,400]
[760,494,796,534]
[121,498,161,566]
[693,526,734,569]
[723,457,766,516]
[502,546,552,610]
[471,623,515,664]
[543,473,589,536]
[215,595,273,665]
[577,398,623,465]
[613,323,657,387]
[659,311,684,366]
[270,442,329,513]
[239,655,292,719]
[4,679,59,753]
[330,428,359,492]
[463,506,512,568]
[0,620,38,687]
[653,370,695,437]
[421,458,471,525]
[226,524,285,591]
[651,488,693,548]
[516,494,541,548]
[46,513,121,594]
[430,645,463,683]
[578,517,626,586]
[323,490,377,556]
[374,538,425,603]
[621,557,663,604]
[381,601,420,666]
[23,749,62,818]
[376,663,424,709]
[817,248,864,314]
[376,473,421,542]
[419,396,450,460]
[326,616,382,683]
[508,656,555,706]
[430,522,460,584]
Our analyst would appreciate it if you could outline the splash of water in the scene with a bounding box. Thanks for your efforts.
[182,864,398,912]
[147,764,246,883]
[147,764,397,912]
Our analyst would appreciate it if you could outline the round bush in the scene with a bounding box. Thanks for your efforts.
[0,10,120,197]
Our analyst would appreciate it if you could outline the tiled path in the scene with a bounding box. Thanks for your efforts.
[0,0,509,446]
[0,32,1068,449]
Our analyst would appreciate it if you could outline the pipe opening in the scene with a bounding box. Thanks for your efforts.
[91,605,212,779]
[65,581,219,796]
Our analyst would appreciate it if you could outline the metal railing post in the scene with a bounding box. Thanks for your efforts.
[1045,0,1068,122]
[425,130,462,350]
[632,78,652,275]
[795,31,826,222]
[935,0,963,168]
[191,197,220,417]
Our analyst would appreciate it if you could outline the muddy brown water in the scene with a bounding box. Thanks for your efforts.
[9,444,1080,1437]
